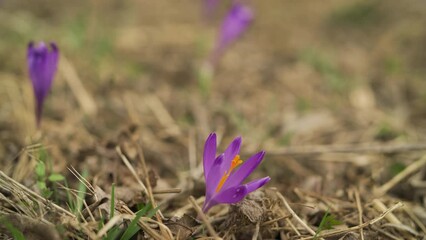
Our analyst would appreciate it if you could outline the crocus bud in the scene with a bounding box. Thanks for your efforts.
[27,42,59,127]
[210,3,253,65]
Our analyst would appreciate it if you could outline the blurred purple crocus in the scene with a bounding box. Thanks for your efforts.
[27,42,59,127]
[209,3,253,65]
[202,133,270,213]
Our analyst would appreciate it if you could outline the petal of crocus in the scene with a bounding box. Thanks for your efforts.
[221,136,242,173]
[209,4,254,67]
[28,42,49,98]
[221,151,265,190]
[46,42,59,88]
[217,4,253,51]
[203,133,217,180]
[211,185,248,204]
[205,154,225,201]
[27,41,59,127]
[201,199,213,213]
[203,185,248,213]
[246,177,270,193]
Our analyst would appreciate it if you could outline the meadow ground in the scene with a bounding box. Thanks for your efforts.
[1,0,426,239]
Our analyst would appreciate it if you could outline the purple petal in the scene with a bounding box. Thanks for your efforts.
[205,154,225,201]
[212,185,248,204]
[222,151,265,190]
[246,177,270,193]
[221,136,242,173]
[46,42,59,89]
[28,43,48,101]
[27,41,59,127]
[209,3,253,66]
[203,133,217,180]
[201,199,213,213]
[217,4,253,51]
[202,185,248,213]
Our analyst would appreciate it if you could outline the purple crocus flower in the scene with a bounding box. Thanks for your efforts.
[202,133,270,213]
[27,42,59,127]
[209,3,253,65]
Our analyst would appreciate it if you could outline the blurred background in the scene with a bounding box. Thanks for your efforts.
[1,0,426,201]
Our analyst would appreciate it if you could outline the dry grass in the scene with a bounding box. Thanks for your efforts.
[1,0,426,239]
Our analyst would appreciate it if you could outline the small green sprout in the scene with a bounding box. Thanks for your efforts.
[197,62,213,98]
[0,218,25,240]
[110,183,116,220]
[102,202,159,240]
[389,162,406,176]
[65,169,88,215]
[34,146,65,198]
[314,210,342,239]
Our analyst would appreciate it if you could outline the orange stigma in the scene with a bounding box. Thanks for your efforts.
[215,155,243,192]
